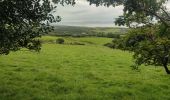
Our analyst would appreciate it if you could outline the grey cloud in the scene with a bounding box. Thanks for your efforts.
[53,0,170,27]
[53,0,123,27]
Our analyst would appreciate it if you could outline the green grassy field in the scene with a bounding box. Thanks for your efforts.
[0,36,170,100]
[40,36,113,45]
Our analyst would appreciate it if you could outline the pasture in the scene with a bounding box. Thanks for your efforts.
[0,36,170,100]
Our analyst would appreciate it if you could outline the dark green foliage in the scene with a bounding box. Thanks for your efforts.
[0,0,54,54]
[104,37,125,49]
[52,0,75,5]
[88,0,170,74]
[106,32,120,38]
[56,38,65,44]
[0,0,76,55]
[87,0,123,7]
[124,28,170,74]
[109,27,170,74]
[122,0,169,27]
[87,0,169,27]
[96,32,105,37]
[104,43,115,48]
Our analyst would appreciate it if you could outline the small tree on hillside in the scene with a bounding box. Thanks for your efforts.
[56,38,65,44]
[121,27,170,74]
[87,0,170,74]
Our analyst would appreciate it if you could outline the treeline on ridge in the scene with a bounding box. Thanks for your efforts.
[48,26,127,38]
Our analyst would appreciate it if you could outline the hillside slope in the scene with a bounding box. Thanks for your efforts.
[0,37,170,100]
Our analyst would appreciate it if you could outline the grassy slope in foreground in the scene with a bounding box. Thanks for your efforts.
[0,37,170,100]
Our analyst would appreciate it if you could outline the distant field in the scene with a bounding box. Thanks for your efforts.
[0,36,170,100]
[49,26,128,37]
[40,36,113,45]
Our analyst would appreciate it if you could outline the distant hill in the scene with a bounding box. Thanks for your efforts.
[48,25,128,38]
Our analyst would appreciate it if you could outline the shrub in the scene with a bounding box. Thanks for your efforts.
[104,43,115,48]
[56,38,64,44]
[106,33,121,38]
[104,38,126,49]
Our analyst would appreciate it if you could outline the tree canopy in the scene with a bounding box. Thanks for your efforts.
[87,0,169,27]
[95,0,170,74]
[0,0,75,55]
[120,27,170,74]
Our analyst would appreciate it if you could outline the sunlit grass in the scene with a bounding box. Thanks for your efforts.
[0,36,170,100]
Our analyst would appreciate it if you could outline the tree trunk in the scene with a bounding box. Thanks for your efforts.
[162,52,170,74]
[163,64,170,74]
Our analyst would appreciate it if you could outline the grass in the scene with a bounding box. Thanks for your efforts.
[40,36,113,45]
[0,36,170,100]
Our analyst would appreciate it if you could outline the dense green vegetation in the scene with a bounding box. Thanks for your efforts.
[95,0,170,74]
[0,0,60,54]
[49,26,127,38]
[105,26,170,74]
[1,0,170,99]
[0,36,170,100]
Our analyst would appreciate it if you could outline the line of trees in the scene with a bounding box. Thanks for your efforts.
[50,32,121,38]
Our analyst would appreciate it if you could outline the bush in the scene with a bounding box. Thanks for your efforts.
[106,33,121,38]
[96,32,105,37]
[56,38,64,44]
[104,38,126,49]
[104,43,115,48]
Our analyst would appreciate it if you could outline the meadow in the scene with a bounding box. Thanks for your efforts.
[0,36,170,100]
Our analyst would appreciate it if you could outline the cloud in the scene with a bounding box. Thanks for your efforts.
[53,0,123,27]
[166,0,170,10]
[53,0,170,27]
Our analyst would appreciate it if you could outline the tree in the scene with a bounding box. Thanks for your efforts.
[121,27,170,74]
[87,0,169,27]
[0,0,75,55]
[87,0,170,74]
[117,0,170,74]
[56,38,64,44]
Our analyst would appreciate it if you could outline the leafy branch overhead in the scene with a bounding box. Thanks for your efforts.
[85,0,169,27]
[0,0,76,55]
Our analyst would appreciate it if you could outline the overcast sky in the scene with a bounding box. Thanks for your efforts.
[52,0,170,27]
